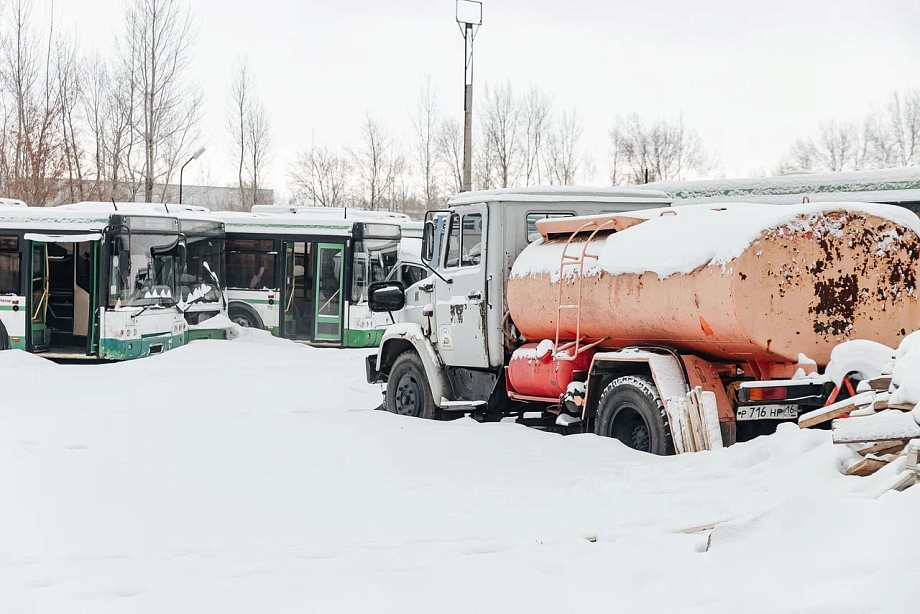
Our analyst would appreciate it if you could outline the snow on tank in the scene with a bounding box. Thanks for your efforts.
[507,202,920,366]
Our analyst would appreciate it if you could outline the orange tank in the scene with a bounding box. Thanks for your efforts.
[507,208,920,366]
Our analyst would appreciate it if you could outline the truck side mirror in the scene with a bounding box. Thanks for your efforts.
[422,220,435,262]
[368,280,406,313]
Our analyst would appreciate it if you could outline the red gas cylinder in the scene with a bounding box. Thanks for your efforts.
[507,342,595,399]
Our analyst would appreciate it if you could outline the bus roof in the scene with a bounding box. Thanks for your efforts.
[448,186,672,207]
[213,211,355,236]
[0,206,113,231]
[58,201,218,223]
[643,166,920,206]
[251,205,413,223]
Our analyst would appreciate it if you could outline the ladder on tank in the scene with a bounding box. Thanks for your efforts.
[553,219,614,362]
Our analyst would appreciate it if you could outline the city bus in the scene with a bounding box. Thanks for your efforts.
[0,203,225,359]
[214,210,402,348]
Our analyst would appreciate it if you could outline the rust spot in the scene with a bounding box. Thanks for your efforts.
[450,303,465,324]
[812,274,859,336]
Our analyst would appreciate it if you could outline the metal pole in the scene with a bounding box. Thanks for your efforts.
[179,162,187,204]
[462,23,474,192]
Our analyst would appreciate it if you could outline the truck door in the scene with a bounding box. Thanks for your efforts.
[434,206,489,368]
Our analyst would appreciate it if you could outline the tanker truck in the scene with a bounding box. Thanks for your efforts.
[365,187,920,453]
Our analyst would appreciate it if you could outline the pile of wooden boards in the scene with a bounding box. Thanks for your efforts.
[666,387,723,454]
[797,375,919,489]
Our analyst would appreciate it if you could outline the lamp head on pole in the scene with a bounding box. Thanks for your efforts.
[456,0,482,30]
[191,146,206,161]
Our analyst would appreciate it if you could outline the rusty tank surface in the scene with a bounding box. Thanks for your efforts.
[507,205,920,366]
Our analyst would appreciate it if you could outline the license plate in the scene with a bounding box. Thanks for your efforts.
[736,403,798,421]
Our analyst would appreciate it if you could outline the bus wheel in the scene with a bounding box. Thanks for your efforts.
[595,375,673,455]
[229,304,263,329]
[0,322,8,350]
[386,351,436,419]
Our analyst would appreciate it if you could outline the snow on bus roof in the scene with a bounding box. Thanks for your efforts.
[643,167,920,205]
[212,211,354,236]
[58,201,217,221]
[448,185,671,206]
[251,205,412,223]
[512,201,920,281]
[0,206,112,231]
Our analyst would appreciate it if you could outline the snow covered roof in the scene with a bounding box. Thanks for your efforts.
[448,185,671,206]
[58,202,218,223]
[213,211,354,237]
[251,205,412,223]
[643,167,920,206]
[0,207,112,231]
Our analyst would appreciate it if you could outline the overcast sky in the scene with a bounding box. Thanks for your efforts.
[56,0,920,196]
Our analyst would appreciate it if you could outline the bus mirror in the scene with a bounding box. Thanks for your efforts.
[422,220,435,262]
[368,281,406,313]
[117,237,131,278]
[177,243,187,271]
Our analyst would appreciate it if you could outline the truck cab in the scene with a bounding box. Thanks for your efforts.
[366,187,671,419]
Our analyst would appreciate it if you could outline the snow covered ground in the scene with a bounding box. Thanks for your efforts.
[2,330,919,612]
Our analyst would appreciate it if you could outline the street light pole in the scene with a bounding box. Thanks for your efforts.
[456,1,482,193]
[179,147,207,204]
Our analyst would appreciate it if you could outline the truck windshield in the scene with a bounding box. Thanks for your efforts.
[108,232,182,307]
[351,237,399,303]
[182,235,223,302]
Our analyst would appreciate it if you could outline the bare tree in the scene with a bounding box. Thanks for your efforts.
[245,96,271,206]
[883,90,920,167]
[609,113,715,184]
[227,57,249,206]
[119,0,202,202]
[289,140,352,207]
[481,81,522,188]
[411,76,440,208]
[521,85,552,186]
[544,108,583,186]
[437,117,464,195]
[351,115,401,211]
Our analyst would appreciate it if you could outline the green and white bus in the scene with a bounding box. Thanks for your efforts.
[214,209,402,348]
[0,202,225,360]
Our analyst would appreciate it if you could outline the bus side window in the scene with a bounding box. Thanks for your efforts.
[0,235,19,295]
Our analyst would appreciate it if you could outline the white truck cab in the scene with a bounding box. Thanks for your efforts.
[366,186,671,419]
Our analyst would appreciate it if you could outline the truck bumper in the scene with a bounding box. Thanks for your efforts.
[366,354,383,384]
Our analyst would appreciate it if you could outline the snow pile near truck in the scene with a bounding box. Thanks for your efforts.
[511,201,920,281]
[3,334,920,610]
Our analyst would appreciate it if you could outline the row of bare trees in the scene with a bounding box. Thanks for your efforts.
[288,80,716,214]
[778,90,920,173]
[0,0,274,209]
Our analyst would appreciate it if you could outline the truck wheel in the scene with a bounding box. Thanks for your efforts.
[229,304,263,329]
[0,322,8,350]
[595,375,673,455]
[386,351,437,419]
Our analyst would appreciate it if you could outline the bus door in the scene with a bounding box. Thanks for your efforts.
[314,243,344,343]
[78,241,100,356]
[282,241,313,341]
[29,242,50,351]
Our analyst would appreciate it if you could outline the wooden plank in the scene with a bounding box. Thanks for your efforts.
[889,471,916,492]
[873,400,889,411]
[867,376,893,391]
[846,457,888,477]
[858,440,908,457]
[888,402,916,411]
[832,411,920,444]
[798,392,875,429]
[680,523,717,534]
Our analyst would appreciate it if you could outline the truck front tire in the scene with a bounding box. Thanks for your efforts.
[386,351,437,419]
[595,375,673,455]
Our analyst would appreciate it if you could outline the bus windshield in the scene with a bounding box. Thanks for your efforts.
[182,235,223,303]
[351,237,399,303]
[108,232,183,307]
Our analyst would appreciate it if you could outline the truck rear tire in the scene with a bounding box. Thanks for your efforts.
[595,375,673,455]
[386,351,437,419]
